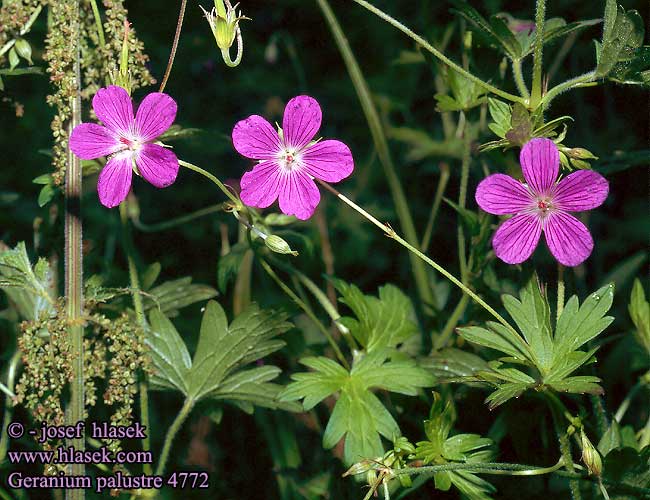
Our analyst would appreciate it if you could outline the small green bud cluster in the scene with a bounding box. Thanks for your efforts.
[201,0,249,67]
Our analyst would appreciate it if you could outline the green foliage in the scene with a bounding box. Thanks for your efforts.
[332,279,419,352]
[629,279,650,357]
[143,276,217,318]
[0,242,54,320]
[435,68,486,112]
[147,300,298,412]
[458,277,615,408]
[280,349,435,465]
[414,393,496,500]
[595,0,649,85]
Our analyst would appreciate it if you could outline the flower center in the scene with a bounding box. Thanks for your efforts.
[279,149,300,172]
[535,197,554,216]
[119,136,142,152]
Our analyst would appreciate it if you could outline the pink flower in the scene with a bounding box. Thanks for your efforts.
[475,138,608,267]
[69,85,179,208]
[232,95,354,220]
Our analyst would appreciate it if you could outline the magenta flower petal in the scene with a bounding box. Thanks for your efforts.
[492,213,542,264]
[232,115,281,160]
[135,92,178,142]
[544,211,594,267]
[278,171,321,220]
[553,170,609,212]
[135,144,179,188]
[520,138,559,194]
[282,95,322,149]
[69,123,121,160]
[302,140,354,182]
[240,160,283,208]
[475,173,534,215]
[92,85,134,135]
[97,153,133,208]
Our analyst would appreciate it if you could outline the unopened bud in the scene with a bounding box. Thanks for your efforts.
[568,147,598,160]
[580,429,603,477]
[201,0,249,67]
[264,235,298,256]
[342,459,373,477]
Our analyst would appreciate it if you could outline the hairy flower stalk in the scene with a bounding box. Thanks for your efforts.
[64,0,85,496]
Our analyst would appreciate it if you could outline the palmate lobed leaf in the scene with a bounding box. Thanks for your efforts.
[146,300,293,412]
[0,242,55,320]
[143,276,218,318]
[333,279,419,352]
[458,276,614,408]
[280,348,434,465]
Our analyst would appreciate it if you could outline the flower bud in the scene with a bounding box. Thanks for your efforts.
[580,429,603,477]
[264,235,298,256]
[568,147,598,160]
[342,459,373,477]
[201,0,249,66]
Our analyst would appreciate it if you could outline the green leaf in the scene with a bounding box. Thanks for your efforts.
[505,103,532,146]
[420,348,491,381]
[333,280,419,352]
[0,242,55,320]
[146,301,293,412]
[598,420,622,456]
[629,279,650,354]
[485,382,531,410]
[554,283,615,359]
[546,375,603,395]
[451,2,520,58]
[37,184,57,207]
[14,38,32,64]
[502,279,553,372]
[602,447,650,492]
[217,243,249,293]
[147,308,192,393]
[458,325,528,360]
[596,3,645,77]
[143,276,217,317]
[8,47,20,70]
[487,98,511,138]
[281,349,434,465]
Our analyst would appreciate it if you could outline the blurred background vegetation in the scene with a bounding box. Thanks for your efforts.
[1,0,648,498]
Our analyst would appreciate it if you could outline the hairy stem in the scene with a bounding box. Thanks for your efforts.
[541,70,596,110]
[457,116,471,283]
[155,398,194,476]
[512,59,530,101]
[260,259,350,370]
[178,159,240,206]
[530,0,547,108]
[159,0,187,92]
[316,0,435,310]
[350,0,525,104]
[118,202,152,475]
[0,352,20,463]
[548,393,582,500]
[316,179,517,335]
[64,2,85,497]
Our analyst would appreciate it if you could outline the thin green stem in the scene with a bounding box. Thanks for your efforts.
[316,0,435,310]
[392,459,565,477]
[260,259,350,370]
[316,179,516,334]
[155,398,194,476]
[639,408,650,449]
[132,204,224,232]
[556,264,565,326]
[547,393,581,500]
[512,59,530,101]
[64,3,85,497]
[118,202,152,475]
[88,0,105,48]
[179,159,240,206]
[530,0,547,108]
[614,379,644,423]
[350,0,525,104]
[457,117,471,283]
[434,294,470,351]
[541,70,596,110]
[159,0,187,92]
[420,163,450,251]
[269,257,359,353]
[0,352,20,463]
